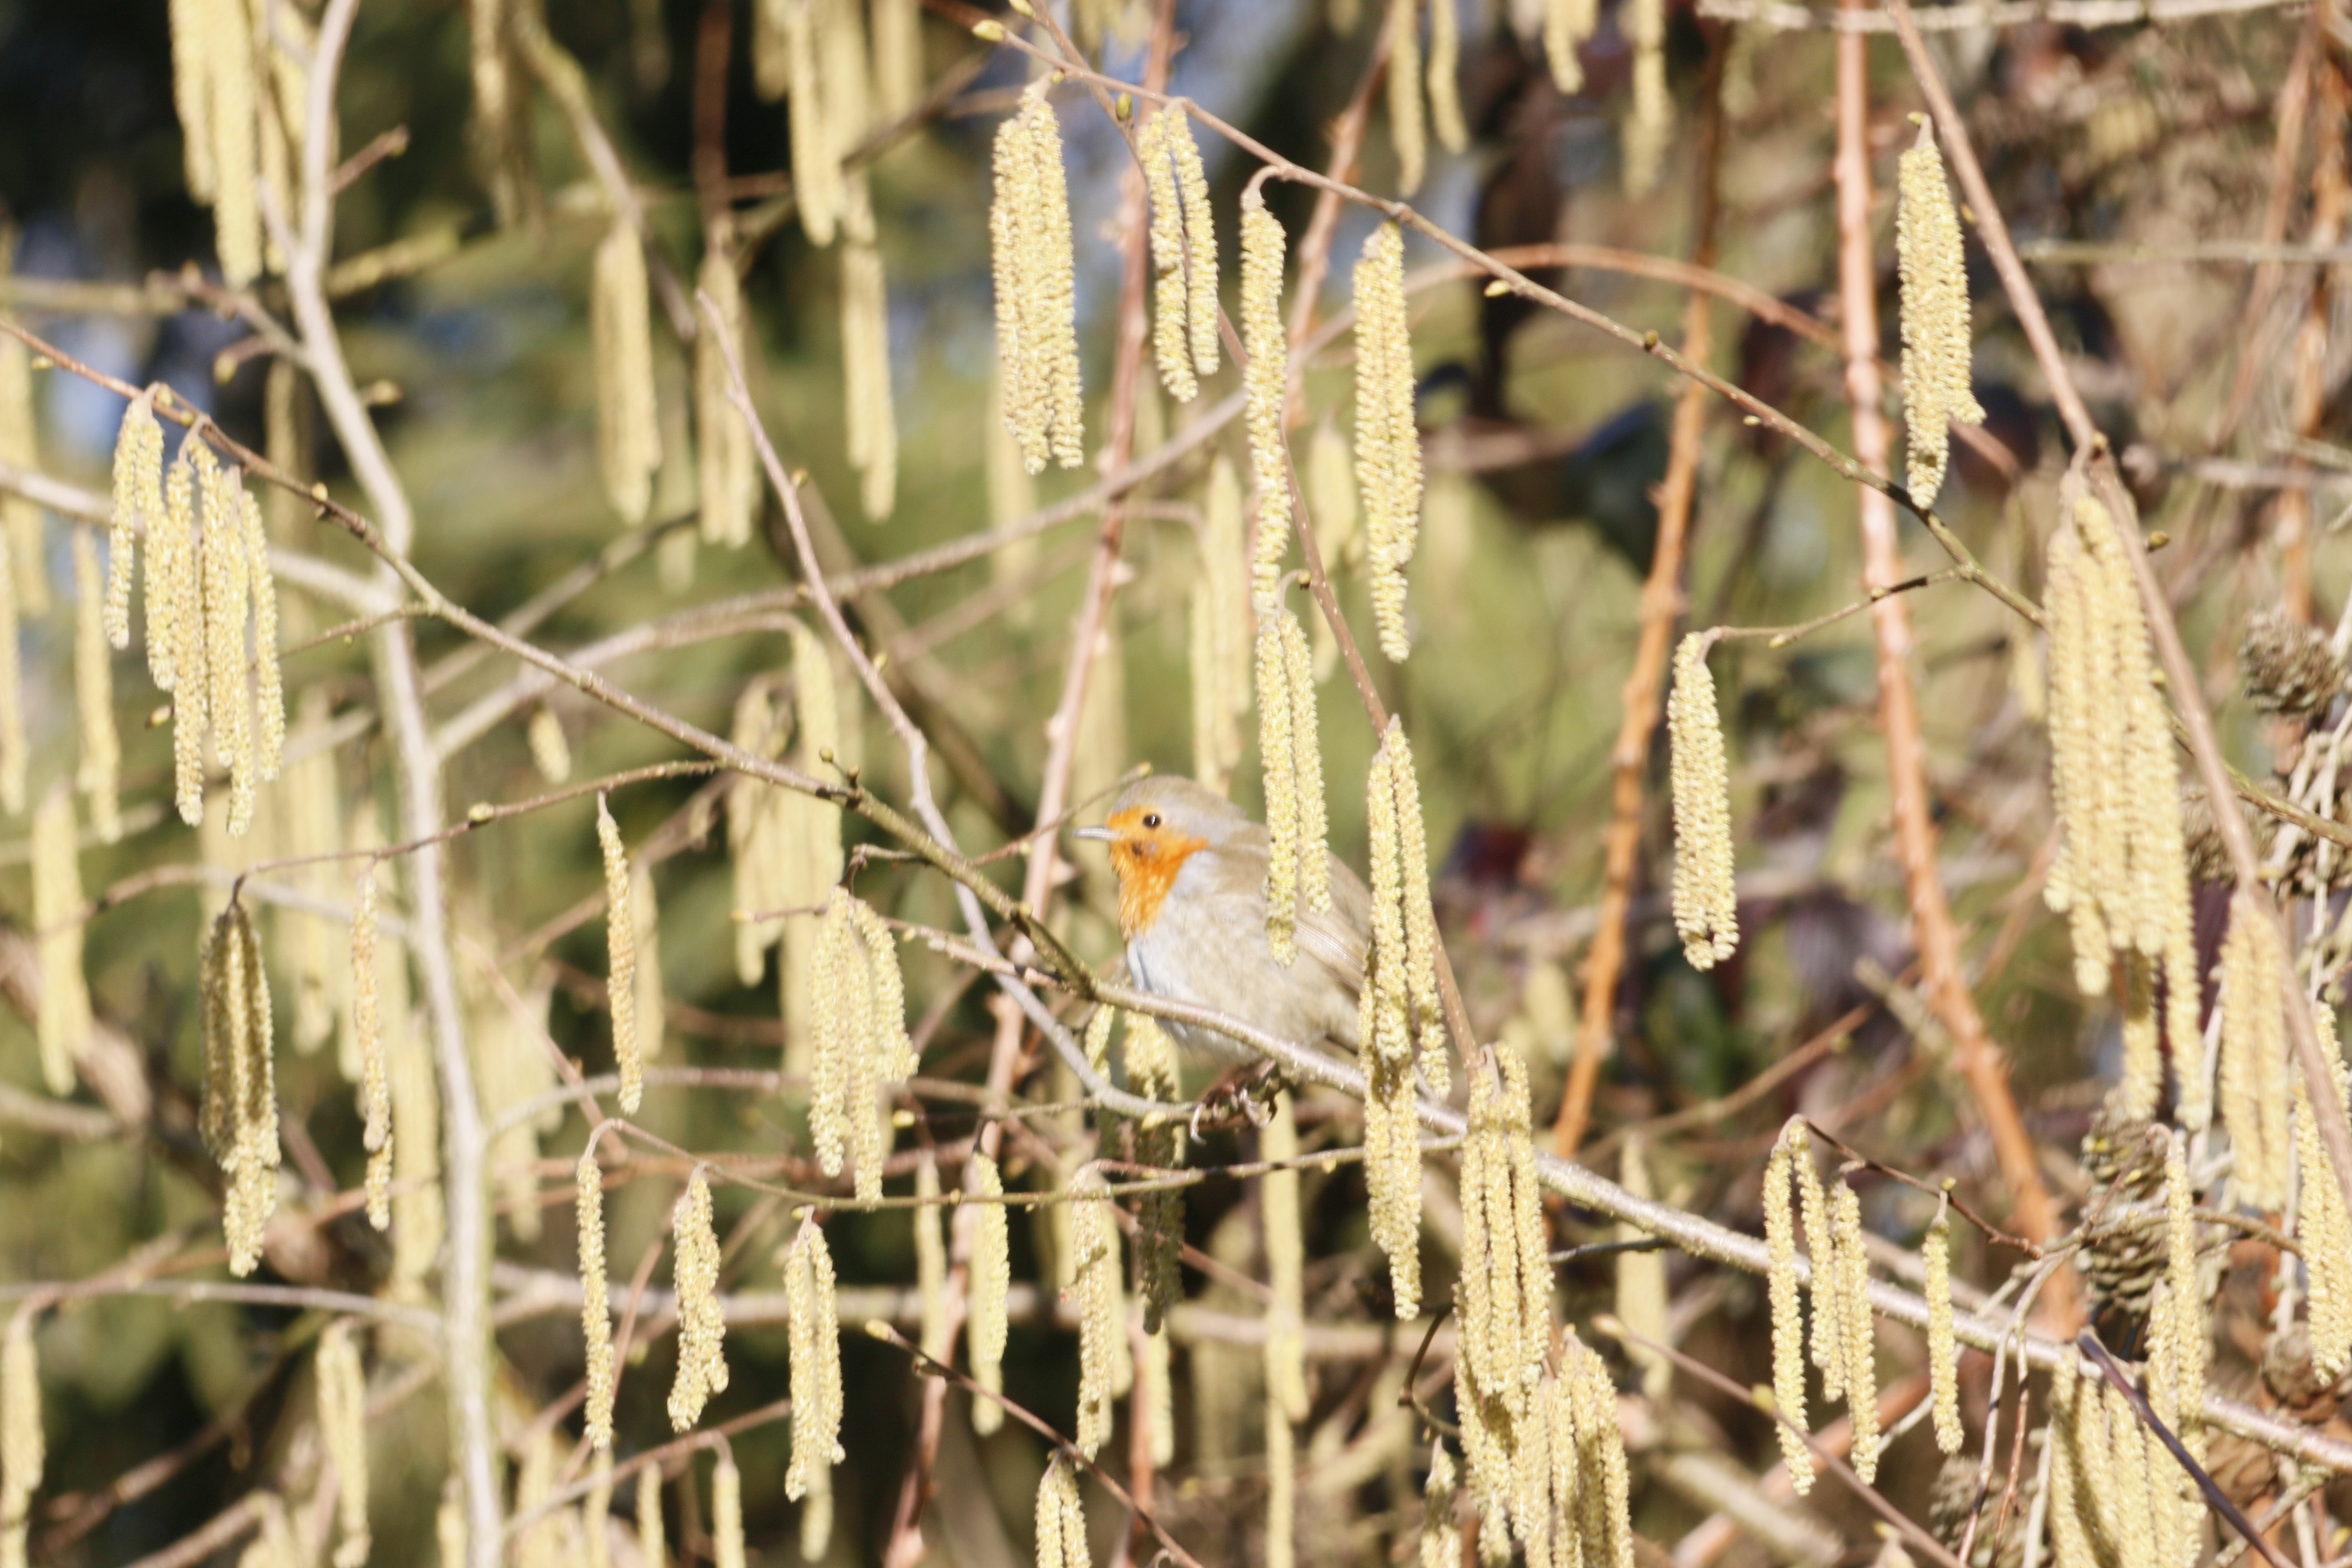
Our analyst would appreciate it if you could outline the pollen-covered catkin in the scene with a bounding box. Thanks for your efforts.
[2151,1128,2208,1471]
[595,794,643,1114]
[315,1322,370,1568]
[634,1465,665,1568]
[1668,633,1739,969]
[1242,190,1293,599]
[1617,1139,1670,1400]
[1385,0,1426,194]
[694,239,758,549]
[592,220,661,524]
[578,1146,616,1448]
[238,490,283,785]
[527,706,571,784]
[1360,726,1443,1319]
[666,1170,729,1431]
[1140,109,1199,403]
[1924,1202,1961,1454]
[1418,1442,1460,1568]
[1426,0,1466,152]
[810,889,917,1204]
[1,1313,39,1568]
[1263,1095,1308,1423]
[199,461,255,835]
[1621,0,1669,195]
[1352,224,1421,661]
[583,1452,613,1568]
[710,1453,743,1568]
[1069,1167,1123,1458]
[1191,457,1251,792]
[2218,891,2288,1210]
[32,790,90,1099]
[71,534,121,843]
[1257,614,1303,966]
[915,1152,950,1359]
[841,178,897,520]
[2042,491,2201,1114]
[1544,0,1595,90]
[1832,1181,1880,1483]
[351,865,391,1230]
[152,445,195,702]
[1894,122,1985,512]
[1034,1459,1089,1568]
[970,1152,1012,1435]
[2301,1026,2352,1379]
[991,82,1084,473]
[1126,1016,1186,1332]
[784,1217,845,1499]
[1762,1121,1813,1491]
[202,903,280,1277]
[106,391,162,652]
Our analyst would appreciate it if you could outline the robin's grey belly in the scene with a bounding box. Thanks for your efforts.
[1126,917,1326,1061]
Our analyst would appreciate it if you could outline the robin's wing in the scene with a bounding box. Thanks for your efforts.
[1294,850,1372,1004]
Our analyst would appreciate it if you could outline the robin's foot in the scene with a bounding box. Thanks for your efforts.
[1190,1060,1288,1139]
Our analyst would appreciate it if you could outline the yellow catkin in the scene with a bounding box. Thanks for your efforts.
[596,794,644,1114]
[591,220,662,524]
[2043,492,2201,1110]
[1761,1120,1813,1491]
[350,865,391,1230]
[1419,1443,1459,1568]
[375,859,442,1288]
[992,82,1084,473]
[1386,720,1445,1074]
[2047,1360,2095,1568]
[1034,1459,1089,1568]
[200,460,256,836]
[166,0,260,283]
[841,178,897,520]
[239,490,283,786]
[695,240,758,548]
[1544,0,1594,90]
[1360,735,1426,1319]
[1617,1138,1670,1400]
[778,625,848,1069]
[1621,0,1669,197]
[203,903,280,1276]
[72,533,121,842]
[1924,1203,1962,1454]
[1385,0,1426,194]
[583,1452,613,1568]
[1455,1049,1557,1540]
[1069,1169,1123,1458]
[784,1217,845,1500]
[1668,633,1738,968]
[970,1151,1012,1435]
[710,1454,744,1568]
[32,790,90,1098]
[105,391,161,652]
[1242,191,1293,601]
[873,0,923,120]
[1167,107,1219,381]
[1191,456,1251,792]
[1427,0,1467,152]
[820,0,872,191]
[1263,1096,1309,1422]
[810,889,917,1204]
[0,262,30,647]
[1566,1327,1635,1568]
[282,695,342,1059]
[1,1314,40,1568]
[2302,1020,2352,1378]
[578,1146,616,1448]
[2220,891,2288,1210]
[1139,1319,1174,1467]
[526,706,571,785]
[1352,224,1421,661]
[667,1170,729,1431]
[1257,615,1303,966]
[315,1322,371,1568]
[1266,1383,1297,1568]
[1893,123,1985,512]
[1139,109,1195,404]
[1832,1181,1880,1483]
[634,1465,664,1568]
[915,1151,950,1361]
[153,445,198,713]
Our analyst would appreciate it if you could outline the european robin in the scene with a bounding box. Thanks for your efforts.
[1075,775,1374,1060]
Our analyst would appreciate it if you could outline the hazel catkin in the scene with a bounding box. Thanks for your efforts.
[1668,633,1738,970]
[1894,121,1985,512]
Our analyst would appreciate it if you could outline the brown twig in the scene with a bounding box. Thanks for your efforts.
[1832,11,2067,1306]
[1554,35,1730,1158]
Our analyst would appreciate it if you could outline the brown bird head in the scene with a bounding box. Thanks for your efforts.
[1074,775,1253,939]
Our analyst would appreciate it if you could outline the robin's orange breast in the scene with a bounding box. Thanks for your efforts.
[1110,832,1209,938]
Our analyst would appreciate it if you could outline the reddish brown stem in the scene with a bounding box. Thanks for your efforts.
[1552,37,1727,1158]
[1832,0,2067,1300]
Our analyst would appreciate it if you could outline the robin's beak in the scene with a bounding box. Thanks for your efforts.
[1073,826,1116,842]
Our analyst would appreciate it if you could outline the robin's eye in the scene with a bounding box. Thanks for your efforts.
[1141,813,1162,829]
